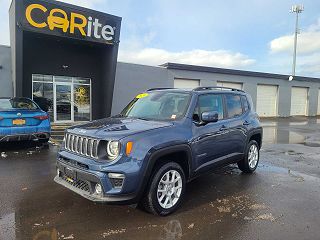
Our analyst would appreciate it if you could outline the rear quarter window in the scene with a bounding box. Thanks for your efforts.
[225,94,243,118]
[241,95,249,112]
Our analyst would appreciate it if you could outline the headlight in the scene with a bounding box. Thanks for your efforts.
[106,141,120,160]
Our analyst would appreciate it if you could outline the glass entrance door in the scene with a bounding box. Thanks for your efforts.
[74,84,91,121]
[32,74,91,123]
[54,83,73,122]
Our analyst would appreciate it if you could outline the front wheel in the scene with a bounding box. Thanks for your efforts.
[140,162,186,216]
[237,140,260,173]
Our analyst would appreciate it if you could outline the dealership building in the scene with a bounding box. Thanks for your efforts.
[1,0,320,124]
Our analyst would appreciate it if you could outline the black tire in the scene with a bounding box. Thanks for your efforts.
[140,162,186,216]
[237,140,260,173]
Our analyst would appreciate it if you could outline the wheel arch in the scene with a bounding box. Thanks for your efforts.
[136,144,193,202]
[147,144,193,180]
[247,128,263,149]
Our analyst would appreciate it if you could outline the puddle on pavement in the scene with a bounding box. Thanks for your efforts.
[263,126,306,144]
[303,142,320,147]
[257,163,289,174]
[261,117,320,146]
[263,126,320,147]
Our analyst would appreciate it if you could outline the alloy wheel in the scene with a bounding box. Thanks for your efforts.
[248,144,259,169]
[157,170,183,209]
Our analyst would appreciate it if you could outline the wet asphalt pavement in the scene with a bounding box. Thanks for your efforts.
[0,117,320,240]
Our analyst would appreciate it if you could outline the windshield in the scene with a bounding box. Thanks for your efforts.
[0,98,39,110]
[120,91,191,120]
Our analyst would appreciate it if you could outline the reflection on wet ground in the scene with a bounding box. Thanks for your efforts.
[261,116,320,146]
[1,159,319,240]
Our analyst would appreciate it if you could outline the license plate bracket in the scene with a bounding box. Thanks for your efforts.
[65,167,76,182]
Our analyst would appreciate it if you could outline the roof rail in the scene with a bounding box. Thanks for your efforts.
[147,87,175,91]
[193,86,245,93]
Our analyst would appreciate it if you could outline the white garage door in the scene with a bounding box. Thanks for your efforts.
[291,87,308,116]
[256,85,278,117]
[217,81,243,90]
[317,90,320,115]
[174,79,200,89]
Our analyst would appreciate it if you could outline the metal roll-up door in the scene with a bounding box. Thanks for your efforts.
[217,81,243,90]
[256,85,278,117]
[290,87,308,116]
[174,79,200,88]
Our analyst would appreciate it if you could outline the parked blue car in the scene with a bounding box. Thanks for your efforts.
[0,97,51,142]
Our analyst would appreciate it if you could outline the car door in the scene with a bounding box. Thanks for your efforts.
[191,94,231,171]
[223,94,247,155]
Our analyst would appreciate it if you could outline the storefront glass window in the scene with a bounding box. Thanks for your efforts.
[55,76,72,83]
[73,77,91,84]
[32,81,54,120]
[32,74,53,82]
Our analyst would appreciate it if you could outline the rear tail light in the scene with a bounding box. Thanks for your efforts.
[33,115,49,120]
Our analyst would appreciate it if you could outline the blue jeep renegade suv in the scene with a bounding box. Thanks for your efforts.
[55,87,263,216]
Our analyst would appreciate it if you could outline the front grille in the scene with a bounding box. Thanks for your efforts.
[65,133,99,158]
[61,174,90,193]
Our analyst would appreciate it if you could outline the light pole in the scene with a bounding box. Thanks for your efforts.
[289,4,304,80]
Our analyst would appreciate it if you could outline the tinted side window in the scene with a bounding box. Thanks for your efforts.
[241,96,249,112]
[225,94,243,118]
[194,94,224,121]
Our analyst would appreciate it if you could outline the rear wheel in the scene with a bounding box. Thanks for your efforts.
[238,140,260,173]
[140,162,186,216]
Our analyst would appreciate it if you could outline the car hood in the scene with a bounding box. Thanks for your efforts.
[67,117,173,139]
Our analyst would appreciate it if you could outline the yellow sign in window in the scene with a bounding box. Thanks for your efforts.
[136,93,149,99]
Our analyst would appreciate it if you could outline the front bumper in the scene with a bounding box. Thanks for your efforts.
[55,157,141,204]
[54,176,136,203]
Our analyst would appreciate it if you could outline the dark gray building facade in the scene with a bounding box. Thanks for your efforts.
[8,0,121,122]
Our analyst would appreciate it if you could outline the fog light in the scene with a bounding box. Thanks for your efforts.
[95,183,102,195]
[108,173,125,189]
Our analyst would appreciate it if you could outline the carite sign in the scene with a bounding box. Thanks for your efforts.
[20,0,120,45]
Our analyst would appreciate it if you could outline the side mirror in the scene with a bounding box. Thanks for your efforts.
[201,111,219,123]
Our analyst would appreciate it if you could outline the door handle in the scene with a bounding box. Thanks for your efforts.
[243,121,250,126]
[219,125,228,131]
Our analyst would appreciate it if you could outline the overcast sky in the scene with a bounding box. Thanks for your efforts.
[0,0,319,77]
